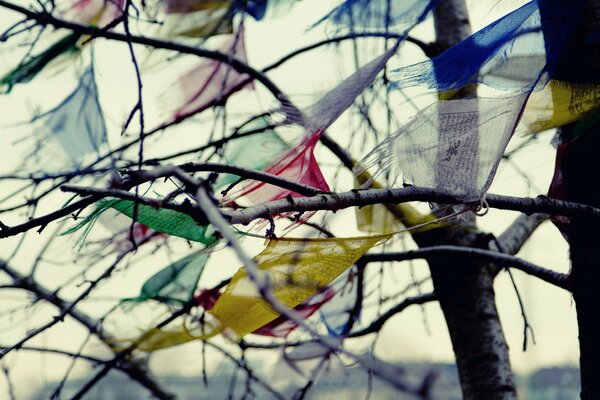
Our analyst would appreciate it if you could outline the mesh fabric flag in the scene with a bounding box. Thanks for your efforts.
[125,251,210,306]
[312,0,438,32]
[31,66,107,166]
[303,44,399,131]
[214,117,290,189]
[160,30,251,120]
[0,34,81,92]
[222,131,330,205]
[390,0,584,93]
[518,80,600,135]
[63,199,218,246]
[358,94,529,201]
[59,0,125,26]
[208,234,391,339]
[195,286,336,338]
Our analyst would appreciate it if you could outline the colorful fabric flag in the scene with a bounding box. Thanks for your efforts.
[63,199,218,246]
[162,0,267,20]
[160,30,251,120]
[0,34,81,92]
[120,234,390,351]
[59,0,125,27]
[389,0,584,93]
[358,94,529,201]
[355,179,401,233]
[303,44,399,131]
[518,80,600,135]
[195,286,336,338]
[208,234,391,339]
[241,0,268,20]
[222,131,330,204]
[312,0,438,32]
[31,66,107,166]
[125,251,210,306]
[214,118,290,189]
[1,0,127,91]
[252,287,336,337]
[159,2,233,37]
[223,45,403,206]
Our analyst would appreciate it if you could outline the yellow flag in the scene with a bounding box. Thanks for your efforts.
[209,234,392,339]
[120,234,390,351]
[519,80,600,135]
[112,317,220,352]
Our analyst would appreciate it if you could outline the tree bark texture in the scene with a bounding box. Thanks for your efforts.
[424,1,518,399]
[544,0,600,398]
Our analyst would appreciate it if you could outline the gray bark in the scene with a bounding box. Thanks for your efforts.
[424,1,518,398]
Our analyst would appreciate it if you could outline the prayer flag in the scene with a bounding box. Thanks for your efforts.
[31,66,107,166]
[208,234,391,339]
[390,0,584,93]
[214,118,290,188]
[125,251,210,306]
[121,234,391,351]
[312,0,438,32]
[63,199,218,245]
[358,94,529,201]
[160,30,251,120]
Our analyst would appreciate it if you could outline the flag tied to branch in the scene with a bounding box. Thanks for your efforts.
[63,199,218,247]
[124,251,211,306]
[357,0,585,204]
[195,285,337,338]
[358,94,529,201]
[208,234,390,339]
[124,234,390,351]
[312,0,439,32]
[389,0,585,93]
[222,43,400,206]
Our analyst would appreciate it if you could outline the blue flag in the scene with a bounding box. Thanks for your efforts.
[32,66,107,166]
[312,0,438,32]
[390,0,585,92]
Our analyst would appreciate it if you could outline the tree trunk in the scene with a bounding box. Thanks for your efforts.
[544,1,600,398]
[414,230,517,399]
[417,1,518,398]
